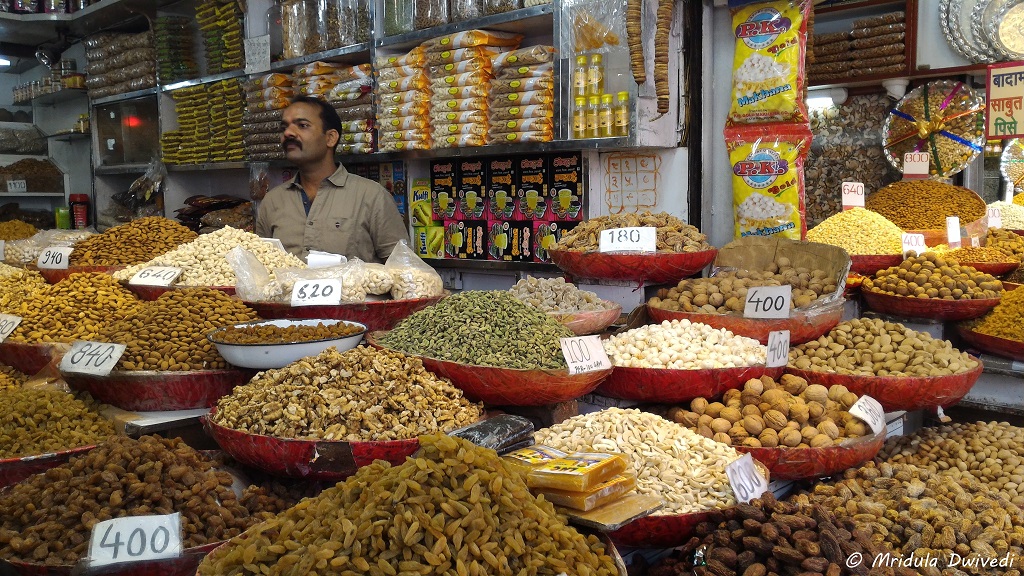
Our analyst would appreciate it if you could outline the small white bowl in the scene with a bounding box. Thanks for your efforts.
[207,319,366,370]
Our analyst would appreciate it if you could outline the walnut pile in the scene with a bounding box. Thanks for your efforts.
[554,211,711,253]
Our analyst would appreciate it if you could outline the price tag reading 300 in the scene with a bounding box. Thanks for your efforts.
[726,453,769,504]
[743,285,792,319]
[290,279,343,307]
[0,314,22,343]
[559,335,612,375]
[129,266,183,287]
[60,341,126,377]
[598,227,657,253]
[87,513,183,568]
[849,395,886,435]
[37,246,72,269]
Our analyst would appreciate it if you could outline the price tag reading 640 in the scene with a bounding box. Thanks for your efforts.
[725,453,769,504]
[290,278,343,307]
[60,341,126,377]
[559,335,612,375]
[129,266,183,287]
[87,513,182,568]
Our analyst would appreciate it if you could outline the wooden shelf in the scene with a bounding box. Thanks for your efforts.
[814,0,905,16]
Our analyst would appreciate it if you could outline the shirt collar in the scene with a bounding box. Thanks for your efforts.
[286,163,350,191]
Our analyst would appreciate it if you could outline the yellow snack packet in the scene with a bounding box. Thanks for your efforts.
[535,473,637,512]
[502,445,566,477]
[527,452,629,492]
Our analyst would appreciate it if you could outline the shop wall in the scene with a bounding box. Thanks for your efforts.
[701,4,735,249]
[588,147,688,220]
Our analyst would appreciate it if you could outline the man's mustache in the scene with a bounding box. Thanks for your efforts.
[283,138,301,150]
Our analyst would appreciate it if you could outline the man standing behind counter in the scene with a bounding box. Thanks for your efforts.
[255,96,408,263]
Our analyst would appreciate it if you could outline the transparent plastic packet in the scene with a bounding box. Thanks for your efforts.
[377,65,426,82]
[374,47,426,69]
[242,120,281,134]
[379,129,430,142]
[338,143,375,154]
[434,133,487,148]
[810,51,851,65]
[243,133,280,146]
[428,59,492,77]
[430,95,490,111]
[249,162,270,201]
[379,74,430,93]
[432,122,488,137]
[492,45,555,69]
[488,104,553,120]
[338,132,374,144]
[274,260,368,304]
[336,103,375,121]
[812,32,849,45]
[850,32,904,50]
[380,116,431,131]
[858,54,905,68]
[380,140,431,152]
[340,120,372,133]
[424,46,501,66]
[331,92,373,108]
[850,43,904,59]
[850,22,905,39]
[422,30,523,51]
[385,241,443,299]
[811,40,850,57]
[294,61,353,77]
[488,117,552,133]
[569,5,622,52]
[852,11,904,28]
[492,89,554,107]
[851,63,906,76]
[327,83,372,102]
[451,0,484,21]
[297,78,341,97]
[430,109,488,124]
[491,77,553,94]
[244,86,293,103]
[807,61,852,75]
[241,73,293,91]
[362,262,394,295]
[378,89,431,105]
[431,84,490,99]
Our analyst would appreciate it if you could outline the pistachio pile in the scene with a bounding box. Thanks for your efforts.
[985,227,1024,260]
[197,435,619,576]
[535,408,744,515]
[806,207,903,255]
[648,257,839,314]
[669,375,869,449]
[0,364,27,391]
[863,252,1003,300]
[604,319,765,370]
[0,388,115,459]
[8,273,143,343]
[554,211,711,253]
[970,286,1024,342]
[211,346,483,441]
[380,291,575,370]
[789,318,979,377]
[509,276,613,313]
[69,216,198,266]
[866,180,986,229]
[212,321,364,345]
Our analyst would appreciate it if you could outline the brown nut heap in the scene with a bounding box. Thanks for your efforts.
[0,220,37,241]
[555,211,711,252]
[647,491,913,576]
[866,180,986,230]
[0,435,296,565]
[796,460,1024,576]
[789,318,978,377]
[212,346,483,441]
[985,227,1024,260]
[211,321,363,345]
[0,265,45,314]
[8,273,143,344]
[649,256,838,314]
[99,288,259,371]
[0,388,115,458]
[971,287,1024,343]
[69,216,198,266]
[197,434,619,576]
[669,374,869,449]
[0,364,27,392]
[862,252,1003,300]
[942,246,1020,264]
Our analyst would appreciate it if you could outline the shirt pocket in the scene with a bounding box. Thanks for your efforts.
[322,216,358,256]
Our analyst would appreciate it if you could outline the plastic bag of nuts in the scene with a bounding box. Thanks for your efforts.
[852,10,904,28]
[850,22,905,39]
[274,260,368,304]
[851,32,904,50]
[385,241,443,300]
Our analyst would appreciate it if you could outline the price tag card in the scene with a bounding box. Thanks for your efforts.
[0,240,6,262]
[290,279,343,307]
[598,227,657,253]
[841,181,865,210]
[59,341,127,377]
[901,232,926,256]
[260,237,286,252]
[743,285,792,319]
[849,395,885,435]
[0,314,21,343]
[947,216,962,249]
[128,266,183,287]
[988,206,1003,229]
[559,335,612,375]
[5,179,27,194]
[903,152,930,179]
[36,246,72,269]
[765,330,790,368]
[87,513,182,568]
[1007,187,1016,204]
[971,236,981,247]
[243,35,271,75]
[725,453,769,504]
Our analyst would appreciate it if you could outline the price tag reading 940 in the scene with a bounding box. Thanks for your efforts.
[0,314,21,343]
[988,207,1003,229]
[725,453,769,504]
[841,181,865,210]
[765,330,790,368]
[128,266,183,287]
[903,152,930,179]
[37,246,72,269]
[849,395,885,435]
[560,335,612,375]
[598,227,657,253]
[743,285,792,319]
[290,279,343,307]
[60,341,126,377]
[87,513,182,569]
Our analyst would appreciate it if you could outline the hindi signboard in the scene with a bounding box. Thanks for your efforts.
[987,62,1024,140]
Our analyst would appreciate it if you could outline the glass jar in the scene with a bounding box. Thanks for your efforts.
[451,0,483,21]
[414,0,448,30]
[43,0,66,13]
[383,0,414,36]
[320,0,347,50]
[266,1,284,61]
[483,0,519,15]
[70,0,88,11]
[281,0,309,59]
[344,0,371,43]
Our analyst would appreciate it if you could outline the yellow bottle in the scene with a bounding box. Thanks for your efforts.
[573,55,588,98]
[572,96,587,140]
[614,91,630,137]
[598,93,614,138]
[585,95,600,139]
[587,53,604,96]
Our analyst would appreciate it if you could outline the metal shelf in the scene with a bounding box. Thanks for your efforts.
[0,122,35,130]
[161,69,247,92]
[167,162,246,171]
[424,258,558,272]
[270,43,374,71]
[338,137,631,163]
[94,163,150,175]
[46,132,91,142]
[0,0,182,47]
[30,88,89,107]
[91,87,159,106]
[0,192,65,198]
[0,154,48,163]
[376,5,554,51]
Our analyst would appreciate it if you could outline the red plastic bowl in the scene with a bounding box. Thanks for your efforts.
[849,254,903,277]
[596,365,785,403]
[861,290,1001,321]
[0,341,58,375]
[548,249,718,284]
[734,429,885,481]
[247,294,446,333]
[37,265,126,284]
[960,261,1020,276]
[610,510,719,549]
[0,445,97,489]
[785,360,983,412]
[1005,282,1021,291]
[548,303,622,336]
[62,369,255,411]
[957,325,1024,361]
[1010,229,1024,236]
[201,411,419,480]
[646,304,843,345]
[125,284,236,301]
[1,541,221,576]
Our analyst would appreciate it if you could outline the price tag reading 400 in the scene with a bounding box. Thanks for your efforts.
[129,266,183,287]
[725,453,769,504]
[290,278,343,307]
[60,341,127,377]
[765,330,790,368]
[87,513,183,568]
[743,285,792,319]
[0,314,21,343]
[37,246,72,270]
[598,227,657,253]
[849,395,886,435]
[559,335,612,375]
[901,232,926,256]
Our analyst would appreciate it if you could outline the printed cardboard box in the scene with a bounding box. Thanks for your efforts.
[431,160,458,221]
[487,220,533,262]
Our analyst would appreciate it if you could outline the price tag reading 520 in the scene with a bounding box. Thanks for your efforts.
[598,227,657,253]
[87,513,182,568]
[743,285,792,319]
[559,335,612,375]
[37,246,72,269]
[725,453,769,504]
[290,279,343,307]
[60,341,126,377]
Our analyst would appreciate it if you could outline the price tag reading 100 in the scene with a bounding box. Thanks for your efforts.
[559,336,612,375]
[87,513,183,568]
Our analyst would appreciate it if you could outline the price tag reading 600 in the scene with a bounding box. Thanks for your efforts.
[290,278,343,307]
[60,341,126,377]
[725,453,769,504]
[87,513,183,568]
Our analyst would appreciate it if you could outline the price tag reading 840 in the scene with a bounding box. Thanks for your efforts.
[849,395,885,435]
[37,246,72,269]
[598,227,657,253]
[290,278,343,307]
[743,285,792,319]
[87,513,182,568]
[59,341,127,377]
[0,314,21,343]
[725,453,769,504]
[765,330,790,368]
[559,335,612,375]
[129,266,183,287]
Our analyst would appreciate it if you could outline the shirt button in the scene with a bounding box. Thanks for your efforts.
[307,221,313,226]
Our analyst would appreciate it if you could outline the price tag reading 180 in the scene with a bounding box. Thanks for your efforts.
[87,513,182,568]
[0,314,21,343]
[129,266,183,287]
[59,341,126,377]
[725,453,769,504]
[559,335,612,375]
[849,395,885,435]
[765,330,790,368]
[37,246,72,269]
[743,285,792,319]
[598,227,657,253]
[290,278,343,307]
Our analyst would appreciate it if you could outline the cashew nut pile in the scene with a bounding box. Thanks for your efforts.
[361,263,393,296]
[806,207,903,255]
[509,276,612,313]
[604,319,766,369]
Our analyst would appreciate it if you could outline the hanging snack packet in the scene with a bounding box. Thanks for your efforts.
[728,0,811,125]
[725,123,811,240]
